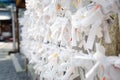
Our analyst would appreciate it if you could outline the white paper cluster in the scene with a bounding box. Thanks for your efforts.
[20,0,120,80]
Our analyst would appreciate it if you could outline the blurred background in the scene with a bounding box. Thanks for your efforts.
[0,1,29,80]
[0,0,25,52]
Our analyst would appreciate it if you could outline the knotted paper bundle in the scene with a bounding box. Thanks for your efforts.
[20,0,120,80]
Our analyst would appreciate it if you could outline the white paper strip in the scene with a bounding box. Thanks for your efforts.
[103,23,111,43]
[58,18,68,42]
[71,27,77,46]
[86,23,98,50]
[85,62,100,80]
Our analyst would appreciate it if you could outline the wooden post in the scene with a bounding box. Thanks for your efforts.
[11,5,17,51]
[15,0,26,53]
[16,6,20,52]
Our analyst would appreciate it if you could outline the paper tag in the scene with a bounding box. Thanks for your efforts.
[71,27,77,46]
[76,29,80,42]
[103,23,111,43]
[96,27,103,38]
[86,23,97,50]
[94,43,106,63]
[58,18,68,42]
[80,7,104,27]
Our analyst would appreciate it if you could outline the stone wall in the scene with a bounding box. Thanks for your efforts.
[103,14,120,56]
[116,14,120,56]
